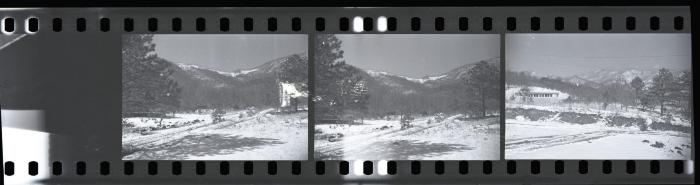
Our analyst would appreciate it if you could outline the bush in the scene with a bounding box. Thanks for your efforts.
[433,113,446,123]
[211,108,226,124]
[604,116,650,131]
[649,121,691,133]
[400,114,414,130]
[505,108,556,121]
[559,112,600,124]
[246,106,257,117]
[122,119,135,128]
[605,116,645,127]
[638,122,648,131]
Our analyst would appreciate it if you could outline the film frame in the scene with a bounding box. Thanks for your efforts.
[0,6,694,184]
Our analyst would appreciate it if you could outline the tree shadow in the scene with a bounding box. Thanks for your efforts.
[125,134,285,160]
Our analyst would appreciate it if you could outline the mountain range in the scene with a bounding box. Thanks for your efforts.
[164,53,307,110]
[165,54,499,115]
[563,68,685,88]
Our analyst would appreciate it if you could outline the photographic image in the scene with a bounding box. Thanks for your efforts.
[314,34,501,160]
[121,34,308,160]
[505,34,692,159]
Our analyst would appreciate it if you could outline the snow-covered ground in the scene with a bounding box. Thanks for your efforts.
[315,115,500,160]
[506,103,692,159]
[122,108,307,160]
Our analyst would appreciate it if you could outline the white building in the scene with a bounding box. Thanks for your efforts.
[278,82,308,112]
[507,86,569,105]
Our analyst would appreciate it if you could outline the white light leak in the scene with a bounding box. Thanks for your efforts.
[377,16,388,32]
[377,160,388,175]
[353,16,363,33]
[687,160,694,175]
[1,17,13,35]
[353,160,366,175]
[2,110,50,184]
[25,17,37,34]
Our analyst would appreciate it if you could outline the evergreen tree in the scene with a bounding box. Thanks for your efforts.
[122,34,181,115]
[630,76,644,105]
[315,35,347,119]
[465,61,500,117]
[315,35,370,122]
[675,71,692,118]
[648,68,675,115]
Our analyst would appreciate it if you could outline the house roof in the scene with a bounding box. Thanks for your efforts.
[524,86,561,94]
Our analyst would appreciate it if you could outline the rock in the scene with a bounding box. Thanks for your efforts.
[642,140,649,143]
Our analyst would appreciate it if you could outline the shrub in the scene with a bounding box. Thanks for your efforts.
[506,108,556,121]
[607,116,645,127]
[559,112,600,124]
[434,113,446,123]
[638,122,648,131]
[649,121,691,133]
[246,106,257,117]
[400,114,414,130]
[211,108,226,124]
[122,119,135,128]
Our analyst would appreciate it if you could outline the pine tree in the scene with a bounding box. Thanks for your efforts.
[649,68,675,115]
[315,35,371,123]
[675,71,692,118]
[630,76,644,105]
[465,61,500,117]
[122,34,181,116]
[315,35,346,119]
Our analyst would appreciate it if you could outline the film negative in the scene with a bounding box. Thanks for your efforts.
[0,6,694,184]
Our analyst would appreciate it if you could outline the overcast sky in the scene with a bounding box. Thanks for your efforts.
[153,34,307,72]
[335,34,500,78]
[506,33,691,77]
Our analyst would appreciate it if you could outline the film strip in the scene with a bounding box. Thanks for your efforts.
[0,7,694,184]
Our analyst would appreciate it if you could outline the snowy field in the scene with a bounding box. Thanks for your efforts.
[315,115,500,160]
[506,103,692,159]
[122,108,307,160]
